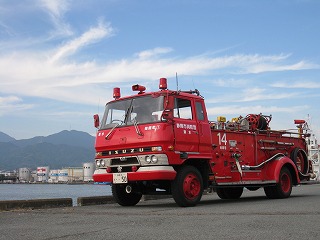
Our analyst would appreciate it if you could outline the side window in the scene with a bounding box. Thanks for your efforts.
[195,102,204,121]
[174,98,193,119]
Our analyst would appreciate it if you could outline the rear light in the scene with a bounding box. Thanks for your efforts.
[132,166,138,172]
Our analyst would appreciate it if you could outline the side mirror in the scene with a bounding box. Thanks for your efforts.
[93,114,100,128]
[161,109,173,121]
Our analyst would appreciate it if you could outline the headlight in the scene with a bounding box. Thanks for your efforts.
[151,155,158,163]
[144,155,158,164]
[96,160,101,167]
[145,156,151,163]
[100,160,105,167]
[138,154,168,166]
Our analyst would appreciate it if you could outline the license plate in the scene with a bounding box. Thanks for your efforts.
[113,173,128,184]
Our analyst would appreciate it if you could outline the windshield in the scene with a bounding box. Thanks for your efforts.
[100,95,165,129]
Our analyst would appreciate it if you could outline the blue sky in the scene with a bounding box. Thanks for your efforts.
[0,0,320,139]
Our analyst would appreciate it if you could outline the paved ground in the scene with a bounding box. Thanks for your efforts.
[1,184,320,240]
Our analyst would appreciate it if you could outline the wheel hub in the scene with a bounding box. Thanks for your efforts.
[183,173,200,200]
[280,173,290,193]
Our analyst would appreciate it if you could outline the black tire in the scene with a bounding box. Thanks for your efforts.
[246,187,260,191]
[257,116,268,130]
[216,188,228,199]
[264,186,277,199]
[264,167,292,199]
[171,166,203,207]
[290,148,308,174]
[216,187,243,199]
[112,184,142,206]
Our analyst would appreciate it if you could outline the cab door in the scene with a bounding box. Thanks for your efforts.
[173,97,199,153]
[195,100,212,153]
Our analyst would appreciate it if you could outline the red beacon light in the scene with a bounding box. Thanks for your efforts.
[132,84,146,94]
[294,120,306,125]
[159,78,167,90]
[113,87,121,99]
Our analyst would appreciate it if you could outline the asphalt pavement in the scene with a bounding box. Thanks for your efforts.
[1,184,320,240]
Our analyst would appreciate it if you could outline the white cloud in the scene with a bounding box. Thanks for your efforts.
[39,0,73,38]
[0,38,318,108]
[40,0,69,17]
[271,81,320,88]
[0,96,34,116]
[206,105,309,116]
[0,96,21,105]
[0,21,15,36]
[240,88,297,102]
[136,47,173,59]
[246,61,319,74]
[50,20,114,62]
[206,86,298,104]
[211,78,251,88]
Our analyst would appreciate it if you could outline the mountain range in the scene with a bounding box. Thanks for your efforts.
[0,130,95,171]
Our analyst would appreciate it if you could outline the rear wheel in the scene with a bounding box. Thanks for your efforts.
[216,188,228,199]
[216,187,243,199]
[246,187,260,191]
[112,183,142,206]
[171,166,203,207]
[264,167,292,199]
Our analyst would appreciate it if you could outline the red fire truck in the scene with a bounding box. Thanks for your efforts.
[93,78,315,207]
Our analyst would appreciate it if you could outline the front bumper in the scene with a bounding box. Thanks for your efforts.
[93,166,177,183]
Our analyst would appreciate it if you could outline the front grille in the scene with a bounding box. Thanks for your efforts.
[102,147,152,157]
[110,166,133,173]
[111,157,139,166]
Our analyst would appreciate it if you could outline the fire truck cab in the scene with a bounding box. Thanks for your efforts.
[93,78,315,207]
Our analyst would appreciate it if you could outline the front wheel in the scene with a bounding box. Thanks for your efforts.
[171,166,203,207]
[264,167,292,199]
[112,183,142,206]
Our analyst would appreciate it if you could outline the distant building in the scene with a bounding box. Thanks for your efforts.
[58,169,68,183]
[68,167,83,182]
[18,168,31,182]
[83,162,95,182]
[31,170,37,182]
[36,166,50,182]
[48,169,59,183]
[0,171,17,183]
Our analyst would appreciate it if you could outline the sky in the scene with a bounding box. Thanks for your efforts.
[0,0,320,140]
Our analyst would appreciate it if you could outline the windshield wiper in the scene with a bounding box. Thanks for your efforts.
[133,118,143,136]
[124,103,133,124]
[105,121,122,140]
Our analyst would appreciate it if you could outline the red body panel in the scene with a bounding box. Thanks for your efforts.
[210,130,306,185]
